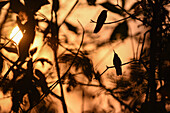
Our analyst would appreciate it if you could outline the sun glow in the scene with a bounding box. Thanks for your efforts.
[10,26,23,44]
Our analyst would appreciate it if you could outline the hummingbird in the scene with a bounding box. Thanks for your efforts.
[113,50,122,75]
[94,10,107,33]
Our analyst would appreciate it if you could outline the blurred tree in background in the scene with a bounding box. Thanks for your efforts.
[0,0,169,113]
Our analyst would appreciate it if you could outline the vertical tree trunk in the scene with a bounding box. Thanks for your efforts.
[148,0,161,112]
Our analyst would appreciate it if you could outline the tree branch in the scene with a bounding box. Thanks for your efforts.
[90,16,131,24]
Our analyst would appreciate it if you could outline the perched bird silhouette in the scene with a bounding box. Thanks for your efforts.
[94,10,107,33]
[113,50,122,75]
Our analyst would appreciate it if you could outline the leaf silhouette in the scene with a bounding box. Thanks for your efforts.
[113,51,122,75]
[3,47,18,54]
[52,0,59,12]
[100,2,123,15]
[10,59,41,112]
[28,85,41,107]
[10,0,25,13]
[0,1,9,10]
[30,47,37,56]
[129,1,141,11]
[110,20,128,41]
[35,69,49,95]
[24,0,50,13]
[87,0,96,6]
[66,73,77,92]
[35,58,53,66]
[65,21,78,34]
[94,10,107,33]
[59,54,94,81]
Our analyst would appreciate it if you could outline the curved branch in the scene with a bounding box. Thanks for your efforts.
[50,20,85,90]
[26,20,85,112]
[100,59,139,77]
[90,16,131,24]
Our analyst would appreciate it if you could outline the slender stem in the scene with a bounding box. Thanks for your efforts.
[58,0,79,28]
[136,37,141,60]
[100,59,139,77]
[54,49,68,113]
[139,30,150,62]
[49,20,85,90]
[0,52,15,64]
[90,16,131,24]
[77,81,137,112]
[26,20,85,112]
[52,0,68,111]
[129,29,135,59]
[116,4,145,24]
[0,30,20,50]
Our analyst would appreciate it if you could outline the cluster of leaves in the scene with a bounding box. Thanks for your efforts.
[59,53,95,86]
[1,50,53,112]
[0,0,56,112]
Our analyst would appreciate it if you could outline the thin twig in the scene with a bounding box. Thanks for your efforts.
[100,59,139,77]
[136,37,141,60]
[50,20,85,90]
[26,20,85,112]
[116,4,145,24]
[77,80,138,112]
[0,52,15,64]
[139,30,150,62]
[90,16,131,24]
[58,0,79,28]
[76,82,101,87]
[0,30,20,50]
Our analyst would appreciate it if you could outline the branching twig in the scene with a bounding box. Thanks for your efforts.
[100,59,139,77]
[26,20,85,112]
[50,20,85,90]
[116,4,144,24]
[76,81,137,112]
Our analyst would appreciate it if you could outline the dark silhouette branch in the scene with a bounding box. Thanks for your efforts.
[139,30,150,62]
[0,52,15,64]
[76,81,137,112]
[27,20,85,113]
[116,4,145,25]
[50,20,85,91]
[58,0,79,28]
[0,30,20,50]
[100,59,139,77]
[136,37,141,60]
[90,16,131,24]
[51,0,68,111]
